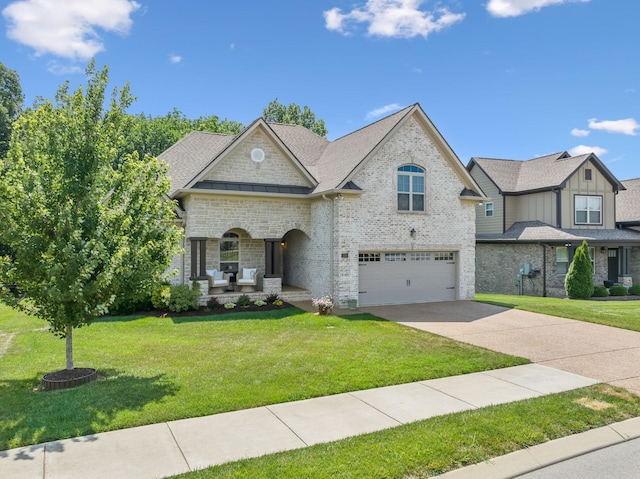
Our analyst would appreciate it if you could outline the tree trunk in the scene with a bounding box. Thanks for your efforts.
[65,323,74,370]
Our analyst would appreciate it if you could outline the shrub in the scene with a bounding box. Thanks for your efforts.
[168,284,200,312]
[629,284,640,296]
[265,293,281,304]
[609,285,628,297]
[254,300,267,307]
[237,294,251,308]
[109,294,153,315]
[224,302,236,309]
[152,284,171,310]
[591,285,609,297]
[206,296,221,309]
[564,240,594,299]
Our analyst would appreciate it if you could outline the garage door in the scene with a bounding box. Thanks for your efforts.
[358,251,457,306]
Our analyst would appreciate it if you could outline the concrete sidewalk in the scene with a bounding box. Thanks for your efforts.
[0,364,597,479]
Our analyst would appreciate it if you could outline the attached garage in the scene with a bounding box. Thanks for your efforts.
[358,251,457,306]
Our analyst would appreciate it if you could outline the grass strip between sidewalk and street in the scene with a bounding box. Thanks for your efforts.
[476,293,640,332]
[170,384,640,479]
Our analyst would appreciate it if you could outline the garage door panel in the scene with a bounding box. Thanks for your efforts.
[358,252,456,306]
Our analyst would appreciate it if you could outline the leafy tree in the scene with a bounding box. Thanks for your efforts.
[0,61,24,157]
[564,240,594,299]
[124,109,244,158]
[0,61,182,371]
[262,98,328,138]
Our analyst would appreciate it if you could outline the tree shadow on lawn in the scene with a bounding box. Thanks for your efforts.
[0,369,178,451]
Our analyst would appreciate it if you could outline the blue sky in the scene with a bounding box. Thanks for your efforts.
[2,0,639,181]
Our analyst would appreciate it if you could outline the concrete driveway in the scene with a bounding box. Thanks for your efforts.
[360,301,640,396]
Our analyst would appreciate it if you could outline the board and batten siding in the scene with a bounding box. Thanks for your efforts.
[559,160,616,229]
[506,190,557,229]
[469,165,503,234]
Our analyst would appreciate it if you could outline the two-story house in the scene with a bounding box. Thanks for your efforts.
[160,103,487,307]
[467,152,640,297]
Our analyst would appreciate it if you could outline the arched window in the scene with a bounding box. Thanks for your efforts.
[397,165,425,212]
[220,232,239,273]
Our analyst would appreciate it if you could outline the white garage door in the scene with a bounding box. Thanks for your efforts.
[358,251,457,306]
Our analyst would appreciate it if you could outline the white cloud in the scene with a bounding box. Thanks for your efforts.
[569,145,608,157]
[366,103,404,119]
[571,128,590,137]
[324,0,465,38]
[169,54,182,64]
[588,118,640,136]
[2,0,140,60]
[487,0,590,18]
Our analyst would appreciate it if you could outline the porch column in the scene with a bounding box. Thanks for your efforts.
[190,237,208,279]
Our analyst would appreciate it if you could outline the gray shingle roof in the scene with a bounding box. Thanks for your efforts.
[470,152,623,194]
[159,103,484,199]
[618,178,640,223]
[477,221,640,242]
[158,131,234,194]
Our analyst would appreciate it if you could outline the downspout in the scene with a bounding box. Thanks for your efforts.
[541,243,547,297]
[322,194,335,298]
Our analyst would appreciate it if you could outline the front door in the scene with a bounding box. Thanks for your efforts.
[607,248,619,282]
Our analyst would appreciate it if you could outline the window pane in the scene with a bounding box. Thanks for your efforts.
[412,175,424,193]
[412,194,424,211]
[398,193,409,210]
[220,241,239,261]
[575,196,588,209]
[589,211,601,223]
[588,196,601,210]
[556,247,568,262]
[398,175,410,192]
[576,211,587,223]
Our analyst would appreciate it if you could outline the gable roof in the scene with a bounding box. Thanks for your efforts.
[617,178,640,224]
[468,151,625,194]
[160,103,486,200]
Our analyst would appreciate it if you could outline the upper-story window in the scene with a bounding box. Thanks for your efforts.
[575,195,602,225]
[485,202,494,217]
[584,168,592,181]
[397,165,425,212]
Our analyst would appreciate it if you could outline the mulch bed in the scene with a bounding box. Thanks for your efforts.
[42,367,97,391]
[136,302,295,318]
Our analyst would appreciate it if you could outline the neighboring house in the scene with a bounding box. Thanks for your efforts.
[467,152,640,298]
[159,103,486,307]
[618,178,640,232]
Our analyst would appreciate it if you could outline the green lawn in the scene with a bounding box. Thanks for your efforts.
[0,304,527,450]
[476,293,640,332]
[170,384,640,479]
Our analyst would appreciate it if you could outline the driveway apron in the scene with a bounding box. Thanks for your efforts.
[360,301,640,396]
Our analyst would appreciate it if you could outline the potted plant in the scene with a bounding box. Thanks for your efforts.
[312,295,333,315]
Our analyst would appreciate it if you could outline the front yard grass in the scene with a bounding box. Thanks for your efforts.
[0,304,528,451]
[170,384,640,479]
[476,293,640,332]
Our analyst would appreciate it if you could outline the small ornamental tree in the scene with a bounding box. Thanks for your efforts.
[0,61,182,372]
[564,240,594,299]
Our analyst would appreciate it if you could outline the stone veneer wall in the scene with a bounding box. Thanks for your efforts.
[476,243,628,298]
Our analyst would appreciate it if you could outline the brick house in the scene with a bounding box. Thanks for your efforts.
[159,103,486,307]
[467,152,640,298]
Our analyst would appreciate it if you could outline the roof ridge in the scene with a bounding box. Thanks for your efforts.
[330,104,415,142]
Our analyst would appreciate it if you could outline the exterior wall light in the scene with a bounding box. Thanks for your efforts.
[410,228,416,239]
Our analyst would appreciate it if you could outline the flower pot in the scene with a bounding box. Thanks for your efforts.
[317,309,328,315]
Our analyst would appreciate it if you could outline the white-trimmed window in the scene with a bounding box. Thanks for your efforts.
[575,195,602,225]
[220,232,239,273]
[485,202,494,217]
[397,165,425,212]
[556,247,569,274]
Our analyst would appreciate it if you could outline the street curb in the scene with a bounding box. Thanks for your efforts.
[435,417,640,478]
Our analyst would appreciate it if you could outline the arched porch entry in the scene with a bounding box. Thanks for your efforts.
[281,229,312,291]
